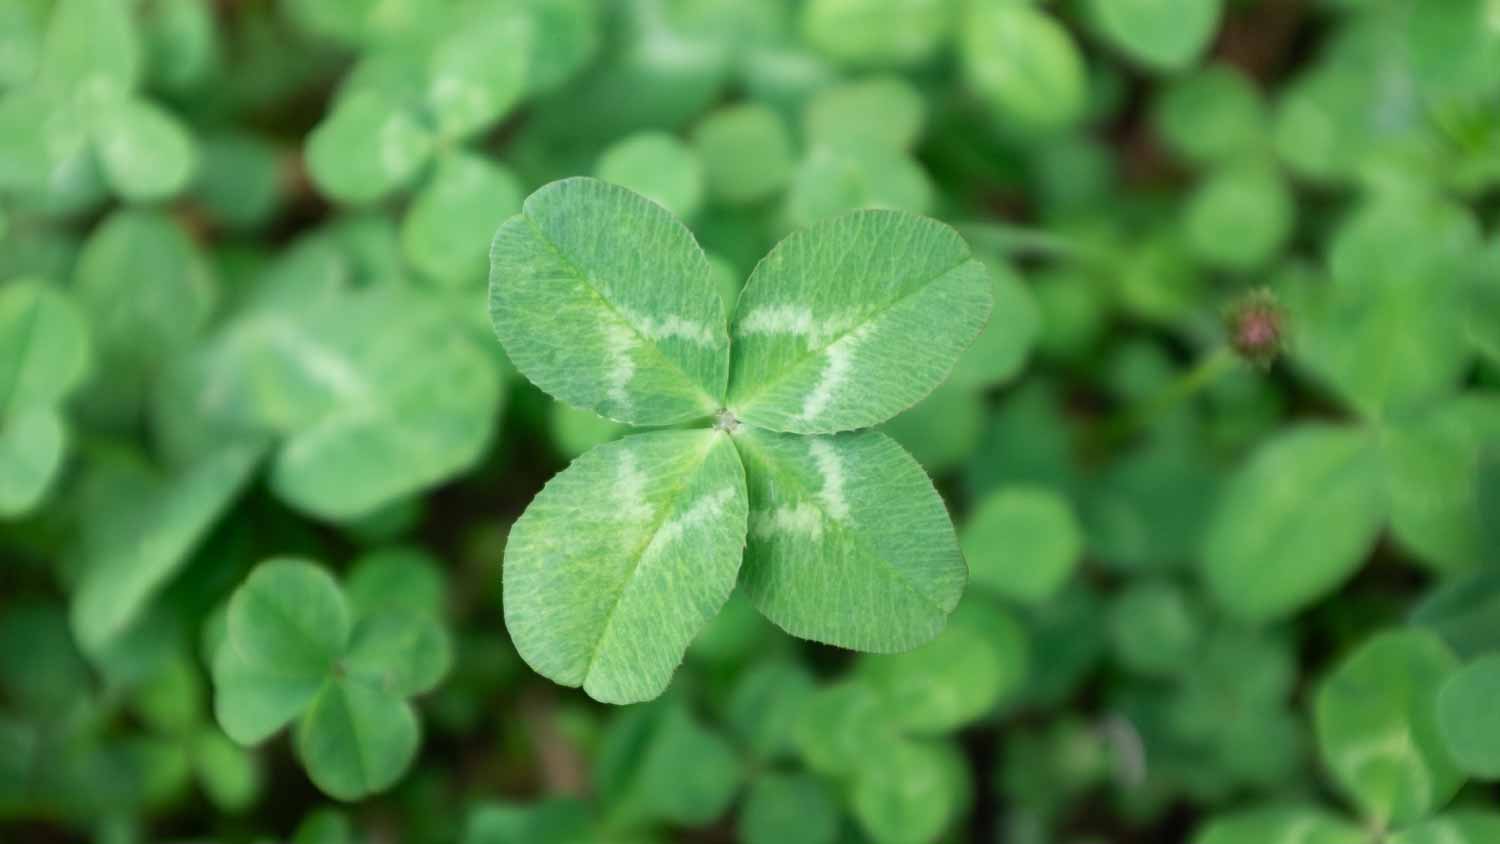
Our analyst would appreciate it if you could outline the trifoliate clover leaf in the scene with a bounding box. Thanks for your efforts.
[160,276,504,522]
[1314,629,1462,827]
[211,558,451,801]
[491,178,999,702]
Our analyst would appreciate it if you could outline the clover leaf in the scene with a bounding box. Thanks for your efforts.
[1314,629,1462,827]
[0,0,198,205]
[0,278,91,517]
[303,9,530,286]
[490,177,996,702]
[211,558,451,801]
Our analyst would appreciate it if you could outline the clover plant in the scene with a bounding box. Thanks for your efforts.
[490,177,994,703]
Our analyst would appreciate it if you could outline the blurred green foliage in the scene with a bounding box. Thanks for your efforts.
[1,0,1498,843]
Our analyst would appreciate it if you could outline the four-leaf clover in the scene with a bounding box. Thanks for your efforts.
[489,177,998,703]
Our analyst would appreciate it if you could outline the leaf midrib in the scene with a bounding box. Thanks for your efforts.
[581,433,727,691]
[726,255,978,415]
[520,213,724,416]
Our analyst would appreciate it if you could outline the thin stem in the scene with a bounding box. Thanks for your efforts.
[1095,346,1238,448]
[955,221,1117,269]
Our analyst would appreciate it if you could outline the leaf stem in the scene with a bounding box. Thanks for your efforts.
[955,221,1116,268]
[1095,346,1238,448]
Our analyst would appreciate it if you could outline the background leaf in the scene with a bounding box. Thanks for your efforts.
[1314,630,1462,826]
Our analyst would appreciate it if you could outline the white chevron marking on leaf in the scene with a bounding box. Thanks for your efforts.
[603,321,639,410]
[618,306,718,346]
[751,503,825,539]
[809,439,850,521]
[643,486,737,562]
[800,325,871,422]
[615,450,653,524]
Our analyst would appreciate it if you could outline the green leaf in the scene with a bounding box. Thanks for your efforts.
[1407,0,1500,100]
[1089,0,1222,72]
[595,702,742,827]
[212,559,351,746]
[1315,629,1462,827]
[344,547,446,619]
[595,131,704,221]
[961,486,1082,605]
[738,773,839,844]
[39,0,141,95]
[1436,654,1500,779]
[503,430,748,704]
[800,0,950,67]
[228,559,351,679]
[0,407,66,517]
[490,178,731,425]
[794,680,896,777]
[294,677,419,801]
[858,614,1023,734]
[73,209,217,419]
[1154,64,1268,165]
[946,259,1039,391]
[71,443,263,653]
[725,658,816,761]
[267,287,502,521]
[850,739,966,844]
[93,99,197,202]
[781,144,935,231]
[1202,425,1386,622]
[726,210,991,433]
[1391,812,1500,844]
[1107,580,1201,677]
[1380,396,1500,570]
[306,90,433,205]
[1191,806,1367,844]
[422,13,530,141]
[735,429,965,652]
[1294,197,1479,420]
[293,809,353,844]
[342,612,452,698]
[803,75,925,153]
[463,800,592,844]
[959,1,1087,131]
[400,152,522,286]
[1411,568,1500,659]
[1184,162,1294,272]
[192,728,260,812]
[691,104,795,206]
[0,279,93,415]
[880,382,985,475]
